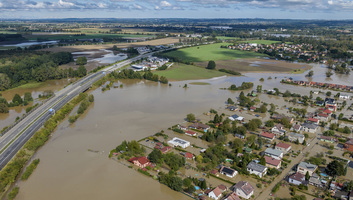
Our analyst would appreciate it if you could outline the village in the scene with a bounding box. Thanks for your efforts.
[109,82,353,200]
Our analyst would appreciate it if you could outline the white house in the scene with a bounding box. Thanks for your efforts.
[207,187,222,200]
[247,161,267,178]
[302,123,318,133]
[232,181,254,199]
[264,148,283,160]
[288,132,305,144]
[167,137,190,148]
[288,172,305,186]
[275,142,292,154]
[271,124,286,136]
[297,161,318,176]
[228,114,244,121]
[339,95,350,100]
[220,166,238,178]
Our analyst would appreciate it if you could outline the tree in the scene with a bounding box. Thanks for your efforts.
[148,148,163,164]
[88,94,94,102]
[0,103,9,113]
[326,69,333,78]
[0,73,11,91]
[305,171,310,181]
[77,65,87,77]
[326,160,345,177]
[326,91,332,97]
[260,104,267,113]
[76,56,87,65]
[227,98,234,105]
[186,113,195,122]
[306,70,314,77]
[170,176,183,191]
[256,85,262,93]
[265,120,275,127]
[12,94,23,105]
[24,92,33,102]
[206,60,216,69]
[196,155,203,163]
[159,76,168,84]
[259,156,266,165]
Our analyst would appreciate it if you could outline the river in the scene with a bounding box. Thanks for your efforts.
[5,63,353,200]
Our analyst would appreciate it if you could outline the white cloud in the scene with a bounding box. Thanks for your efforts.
[154,5,160,9]
[160,0,172,7]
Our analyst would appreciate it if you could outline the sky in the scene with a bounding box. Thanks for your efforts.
[1,0,353,19]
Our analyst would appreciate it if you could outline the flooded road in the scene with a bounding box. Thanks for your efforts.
[6,62,353,200]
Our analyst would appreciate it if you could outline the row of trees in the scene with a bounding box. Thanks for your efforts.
[0,92,33,113]
[110,69,168,84]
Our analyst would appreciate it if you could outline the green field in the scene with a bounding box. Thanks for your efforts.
[162,43,263,63]
[153,63,228,81]
[240,40,281,45]
[216,36,239,40]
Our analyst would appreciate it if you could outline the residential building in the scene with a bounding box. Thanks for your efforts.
[275,142,292,154]
[271,113,294,124]
[325,98,337,111]
[317,113,329,122]
[307,117,319,125]
[264,148,283,160]
[160,146,172,154]
[189,123,210,131]
[223,192,241,200]
[228,114,244,121]
[177,124,188,131]
[288,132,305,144]
[319,136,337,143]
[128,156,150,168]
[247,161,267,178]
[271,124,286,136]
[167,137,190,148]
[226,106,238,111]
[185,130,197,137]
[232,181,254,199]
[309,173,323,188]
[302,123,318,133]
[220,166,238,178]
[297,161,318,176]
[345,138,353,152]
[206,187,222,200]
[264,156,281,169]
[323,109,332,115]
[291,124,302,132]
[184,152,194,159]
[261,132,275,141]
[288,172,305,186]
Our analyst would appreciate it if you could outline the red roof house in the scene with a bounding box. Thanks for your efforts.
[264,156,281,169]
[184,152,194,159]
[128,156,150,168]
[261,132,275,141]
[185,130,197,137]
[161,146,172,154]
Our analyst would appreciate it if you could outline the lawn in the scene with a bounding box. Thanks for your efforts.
[239,40,281,45]
[161,43,264,63]
[216,36,239,40]
[153,63,228,81]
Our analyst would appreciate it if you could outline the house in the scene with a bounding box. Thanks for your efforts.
[210,169,219,176]
[319,136,337,143]
[223,192,241,200]
[307,117,319,124]
[250,106,256,111]
[325,98,337,111]
[206,187,222,200]
[167,137,190,148]
[302,123,318,133]
[184,152,194,159]
[291,124,302,132]
[317,113,329,122]
[271,124,286,136]
[275,142,292,154]
[264,148,283,160]
[177,124,188,131]
[234,134,245,139]
[128,156,150,168]
[309,173,323,188]
[271,113,294,124]
[339,95,350,100]
[297,161,318,176]
[323,109,332,115]
[220,166,238,178]
[227,106,238,111]
[316,101,325,106]
[288,172,305,186]
[232,181,254,199]
[247,161,267,178]
[228,114,244,121]
[264,156,281,169]
[344,138,353,152]
[189,123,210,131]
[160,146,171,154]
[261,132,275,141]
[185,130,197,137]
[288,132,305,144]
[218,184,228,192]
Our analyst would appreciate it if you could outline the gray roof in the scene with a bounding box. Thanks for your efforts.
[298,161,318,171]
[302,123,318,129]
[247,161,267,173]
[289,132,305,139]
[264,148,283,157]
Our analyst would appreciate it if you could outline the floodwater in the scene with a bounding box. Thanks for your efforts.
[1,40,58,48]
[7,62,353,200]
[72,50,128,64]
[0,79,74,130]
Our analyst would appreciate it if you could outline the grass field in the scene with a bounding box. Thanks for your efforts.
[216,36,239,40]
[153,63,227,81]
[162,43,264,63]
[25,33,155,40]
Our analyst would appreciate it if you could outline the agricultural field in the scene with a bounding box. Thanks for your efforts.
[24,33,155,41]
[161,43,264,63]
[216,36,239,40]
[239,40,282,45]
[153,63,227,81]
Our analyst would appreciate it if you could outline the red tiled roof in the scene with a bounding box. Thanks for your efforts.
[128,157,138,163]
[289,172,305,182]
[261,132,275,139]
[223,192,241,200]
[185,130,197,136]
[318,113,329,117]
[136,157,150,165]
[276,142,291,149]
[218,184,227,192]
[323,109,332,114]
[211,187,222,197]
[161,146,171,154]
[264,156,281,167]
[185,152,194,159]
[308,117,319,122]
[210,169,218,175]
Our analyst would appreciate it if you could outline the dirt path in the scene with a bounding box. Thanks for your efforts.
[256,136,319,200]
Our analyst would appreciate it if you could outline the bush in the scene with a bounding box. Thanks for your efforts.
[8,186,19,200]
[21,159,40,180]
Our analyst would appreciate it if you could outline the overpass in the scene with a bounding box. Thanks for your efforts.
[0,50,161,170]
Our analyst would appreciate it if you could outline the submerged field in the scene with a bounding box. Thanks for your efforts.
[153,63,227,81]
[161,43,264,63]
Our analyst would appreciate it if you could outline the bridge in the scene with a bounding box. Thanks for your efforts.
[0,51,159,170]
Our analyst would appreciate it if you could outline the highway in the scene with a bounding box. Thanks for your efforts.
[0,51,158,170]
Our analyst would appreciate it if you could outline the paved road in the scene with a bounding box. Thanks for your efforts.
[0,50,161,170]
[255,136,319,200]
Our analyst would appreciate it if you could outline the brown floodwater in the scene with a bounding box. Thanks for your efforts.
[9,63,353,200]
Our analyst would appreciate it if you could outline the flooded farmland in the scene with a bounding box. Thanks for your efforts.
[2,62,352,200]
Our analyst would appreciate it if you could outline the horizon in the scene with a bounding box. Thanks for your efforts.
[1,0,353,20]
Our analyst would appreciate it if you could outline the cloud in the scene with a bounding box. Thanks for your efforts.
[160,0,172,7]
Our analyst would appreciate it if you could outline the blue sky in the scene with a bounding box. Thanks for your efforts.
[0,0,353,19]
